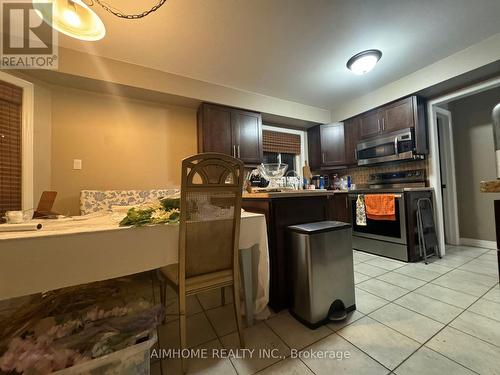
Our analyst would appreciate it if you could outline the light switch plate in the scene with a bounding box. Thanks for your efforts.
[73,159,82,170]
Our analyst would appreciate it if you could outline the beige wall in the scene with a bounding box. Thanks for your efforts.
[50,86,197,215]
[33,83,52,206]
[53,47,331,124]
[450,87,500,241]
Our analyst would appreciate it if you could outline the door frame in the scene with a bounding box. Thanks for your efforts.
[427,75,500,254]
[435,108,460,245]
[0,71,34,213]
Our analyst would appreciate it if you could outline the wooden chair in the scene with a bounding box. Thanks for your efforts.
[158,153,245,373]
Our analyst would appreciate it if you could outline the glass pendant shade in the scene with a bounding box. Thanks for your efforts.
[33,0,106,41]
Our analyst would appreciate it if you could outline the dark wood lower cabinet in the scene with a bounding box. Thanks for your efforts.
[243,191,444,311]
[242,196,329,311]
[327,194,351,223]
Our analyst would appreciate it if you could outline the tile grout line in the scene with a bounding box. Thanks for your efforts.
[346,250,496,373]
[390,282,499,375]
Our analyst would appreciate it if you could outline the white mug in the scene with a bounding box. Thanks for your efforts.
[5,211,24,224]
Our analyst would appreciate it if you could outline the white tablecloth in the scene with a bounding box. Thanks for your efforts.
[0,211,269,315]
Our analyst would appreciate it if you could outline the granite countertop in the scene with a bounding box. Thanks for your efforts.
[243,189,339,198]
[242,187,434,198]
[480,180,500,193]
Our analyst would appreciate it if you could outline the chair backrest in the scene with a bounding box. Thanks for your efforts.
[179,153,244,280]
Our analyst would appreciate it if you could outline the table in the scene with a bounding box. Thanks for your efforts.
[0,211,269,324]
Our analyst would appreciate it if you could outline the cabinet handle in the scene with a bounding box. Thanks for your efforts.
[377,118,381,132]
[237,145,240,158]
[233,145,236,157]
[322,152,326,163]
[382,117,385,131]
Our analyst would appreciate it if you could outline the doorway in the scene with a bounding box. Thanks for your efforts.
[428,76,500,253]
[436,108,459,245]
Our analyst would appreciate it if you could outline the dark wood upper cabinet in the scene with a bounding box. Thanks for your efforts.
[359,110,381,139]
[320,123,345,166]
[382,96,414,133]
[197,103,233,155]
[231,109,263,164]
[197,103,263,165]
[307,126,322,171]
[307,123,346,170]
[358,96,424,140]
[308,95,427,171]
[344,117,360,165]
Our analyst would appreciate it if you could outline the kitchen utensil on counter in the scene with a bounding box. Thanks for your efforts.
[285,170,302,190]
[258,163,288,189]
[5,211,24,224]
[303,161,312,181]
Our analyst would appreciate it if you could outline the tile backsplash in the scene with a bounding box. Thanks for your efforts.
[336,159,429,187]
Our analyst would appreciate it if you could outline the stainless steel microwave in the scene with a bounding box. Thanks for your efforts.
[356,128,424,166]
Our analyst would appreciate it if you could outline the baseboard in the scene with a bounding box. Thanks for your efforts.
[459,237,497,250]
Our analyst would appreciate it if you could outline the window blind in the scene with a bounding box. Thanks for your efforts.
[262,130,301,155]
[0,80,22,216]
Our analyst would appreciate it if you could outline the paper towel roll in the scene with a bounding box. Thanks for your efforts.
[0,223,43,232]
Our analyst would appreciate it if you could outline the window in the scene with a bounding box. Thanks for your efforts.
[263,151,296,171]
[0,80,22,216]
[262,126,306,176]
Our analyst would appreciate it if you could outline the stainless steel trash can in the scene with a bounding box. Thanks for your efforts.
[288,221,356,328]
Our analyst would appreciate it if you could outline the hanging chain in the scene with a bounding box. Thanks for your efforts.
[86,0,168,19]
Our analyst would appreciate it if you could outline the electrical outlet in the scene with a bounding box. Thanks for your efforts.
[73,159,82,170]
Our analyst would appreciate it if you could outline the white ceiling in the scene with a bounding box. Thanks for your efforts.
[60,0,500,109]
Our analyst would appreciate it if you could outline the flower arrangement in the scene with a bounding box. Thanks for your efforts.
[119,196,180,227]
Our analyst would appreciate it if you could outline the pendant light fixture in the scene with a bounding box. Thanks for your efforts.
[346,49,382,75]
[33,0,167,42]
[33,0,106,41]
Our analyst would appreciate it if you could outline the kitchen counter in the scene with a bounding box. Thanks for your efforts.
[346,187,434,194]
[243,189,339,199]
[243,187,434,199]
[480,180,500,193]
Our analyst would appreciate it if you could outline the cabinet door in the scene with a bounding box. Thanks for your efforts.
[307,126,322,171]
[198,103,233,156]
[328,194,351,223]
[232,109,263,164]
[382,97,415,133]
[320,123,345,165]
[359,110,381,139]
[344,118,360,165]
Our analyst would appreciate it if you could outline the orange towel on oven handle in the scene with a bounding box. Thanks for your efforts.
[364,194,396,221]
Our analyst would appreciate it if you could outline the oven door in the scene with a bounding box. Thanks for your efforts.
[348,194,407,245]
[356,128,415,166]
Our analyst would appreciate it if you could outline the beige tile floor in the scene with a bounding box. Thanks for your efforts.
[150,245,500,375]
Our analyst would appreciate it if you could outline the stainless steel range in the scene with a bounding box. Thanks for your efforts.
[348,169,432,262]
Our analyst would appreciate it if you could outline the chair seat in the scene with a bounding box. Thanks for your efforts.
[160,264,234,296]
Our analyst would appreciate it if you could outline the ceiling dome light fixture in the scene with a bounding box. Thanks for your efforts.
[346,49,382,75]
[33,0,168,41]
